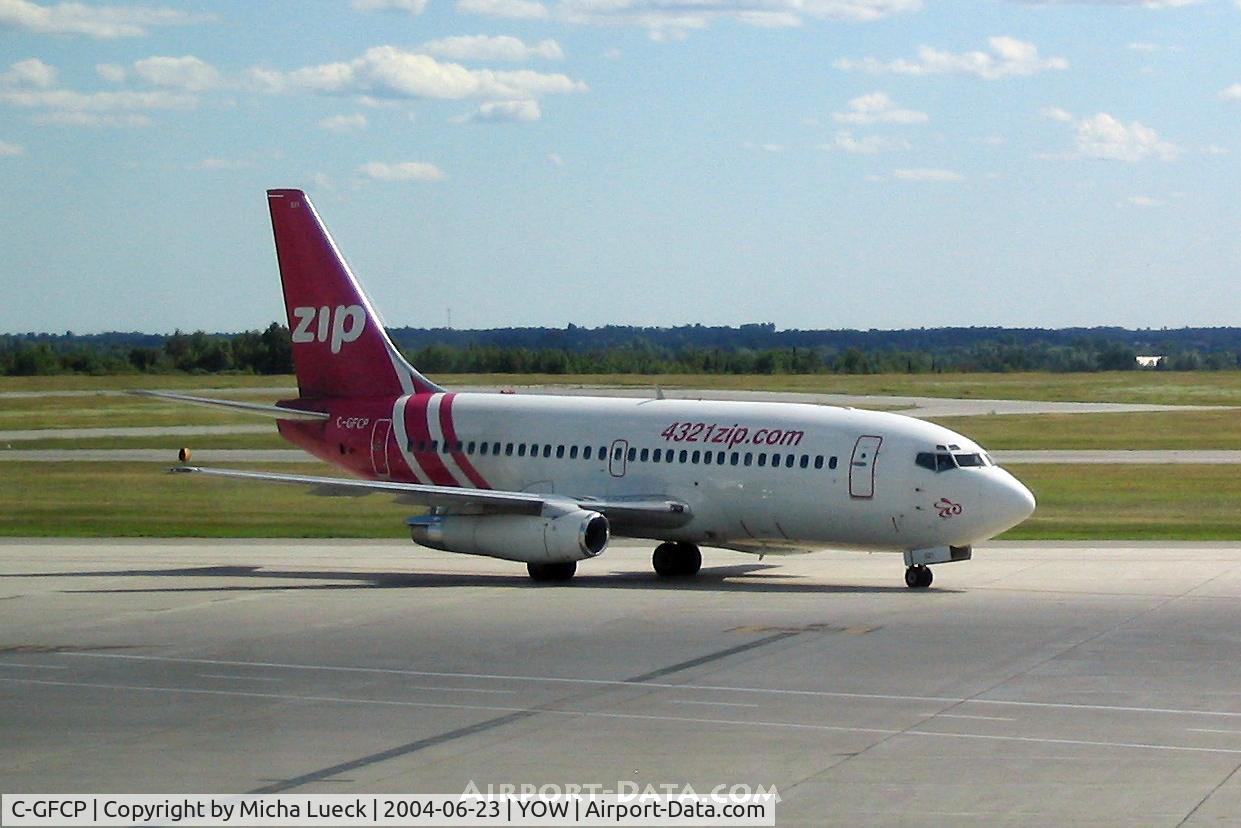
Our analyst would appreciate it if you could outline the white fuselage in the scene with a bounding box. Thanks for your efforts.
[366,392,1035,555]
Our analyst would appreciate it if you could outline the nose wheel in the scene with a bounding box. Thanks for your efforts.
[905,564,933,589]
[653,542,702,577]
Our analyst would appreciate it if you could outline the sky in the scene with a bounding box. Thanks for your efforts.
[0,0,1239,335]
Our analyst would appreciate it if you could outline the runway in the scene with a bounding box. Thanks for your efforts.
[4,539,1241,824]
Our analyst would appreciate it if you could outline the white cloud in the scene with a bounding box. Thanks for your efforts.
[456,0,549,18]
[265,46,588,101]
[1126,42,1179,53]
[1040,106,1074,123]
[1220,84,1241,100]
[319,113,368,131]
[0,139,24,156]
[357,161,445,181]
[95,63,126,82]
[826,130,908,154]
[892,168,964,182]
[835,36,1068,80]
[459,0,918,34]
[1019,0,1199,7]
[0,0,212,38]
[133,55,220,91]
[420,35,564,62]
[1,57,56,87]
[32,110,150,126]
[460,98,541,122]
[1073,112,1179,162]
[832,91,927,125]
[1126,195,1165,207]
[353,0,427,12]
[1,87,196,111]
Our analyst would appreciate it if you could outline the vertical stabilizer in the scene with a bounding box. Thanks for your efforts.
[267,188,441,399]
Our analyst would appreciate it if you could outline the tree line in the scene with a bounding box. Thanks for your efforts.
[2,323,1239,377]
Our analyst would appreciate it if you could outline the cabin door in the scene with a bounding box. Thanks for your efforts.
[609,439,629,478]
[370,418,392,477]
[849,435,882,499]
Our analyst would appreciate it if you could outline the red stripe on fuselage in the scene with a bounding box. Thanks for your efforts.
[404,393,460,486]
[439,392,491,489]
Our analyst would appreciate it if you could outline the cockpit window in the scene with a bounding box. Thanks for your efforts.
[918,449,972,469]
[916,452,958,472]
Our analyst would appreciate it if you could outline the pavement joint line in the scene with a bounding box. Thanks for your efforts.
[55,651,1241,720]
[8,676,1241,759]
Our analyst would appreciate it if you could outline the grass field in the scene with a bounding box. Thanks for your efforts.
[7,370,1241,405]
[932,410,1241,450]
[5,372,1241,540]
[1,460,1237,541]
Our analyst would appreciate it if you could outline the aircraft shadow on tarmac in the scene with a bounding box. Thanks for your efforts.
[0,563,944,595]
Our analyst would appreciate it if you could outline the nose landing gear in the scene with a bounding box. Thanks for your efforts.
[905,564,933,589]
[653,542,702,577]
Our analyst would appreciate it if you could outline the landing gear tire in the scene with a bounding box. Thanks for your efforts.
[527,561,577,582]
[653,542,702,577]
[905,564,933,589]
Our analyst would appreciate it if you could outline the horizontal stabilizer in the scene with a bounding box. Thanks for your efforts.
[131,390,329,421]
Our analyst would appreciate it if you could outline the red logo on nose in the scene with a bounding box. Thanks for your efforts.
[935,498,963,519]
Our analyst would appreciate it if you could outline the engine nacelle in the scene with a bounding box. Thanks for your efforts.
[407,510,610,564]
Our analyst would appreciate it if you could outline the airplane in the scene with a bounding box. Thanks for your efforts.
[145,188,1036,588]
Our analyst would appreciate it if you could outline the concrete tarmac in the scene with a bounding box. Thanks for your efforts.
[4,539,1241,824]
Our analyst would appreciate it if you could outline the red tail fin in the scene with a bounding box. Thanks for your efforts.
[267,189,441,399]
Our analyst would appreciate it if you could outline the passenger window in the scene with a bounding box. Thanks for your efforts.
[640,448,649,462]
[771,453,780,467]
[666,451,674,463]
[627,447,636,462]
[679,450,688,463]
[800,455,809,468]
[744,452,753,467]
[703,451,712,465]
[492,442,500,455]
[599,446,607,459]
[583,446,592,460]
[556,445,565,459]
[717,451,726,465]
[543,445,552,458]
[785,454,795,468]
[429,440,438,453]
[757,454,767,467]
[653,448,663,462]
[480,442,489,456]
[505,443,514,456]
[518,444,527,457]
[814,456,824,469]
[829,456,838,470]
[730,452,740,466]
[467,441,476,454]
[531,443,540,456]
[569,445,578,459]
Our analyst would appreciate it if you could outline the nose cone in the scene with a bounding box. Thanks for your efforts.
[986,470,1036,536]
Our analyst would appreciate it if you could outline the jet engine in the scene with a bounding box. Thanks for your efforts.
[407,510,609,564]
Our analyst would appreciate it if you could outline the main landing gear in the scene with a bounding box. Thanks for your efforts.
[653,542,702,577]
[905,564,933,589]
[527,561,577,582]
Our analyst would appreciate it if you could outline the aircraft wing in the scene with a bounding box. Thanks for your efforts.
[171,466,692,528]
